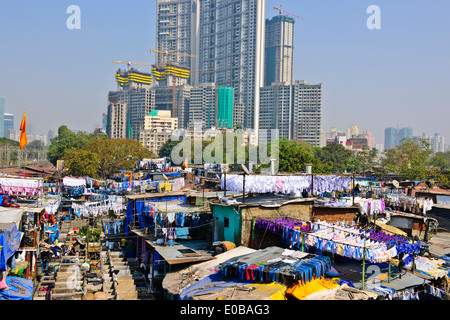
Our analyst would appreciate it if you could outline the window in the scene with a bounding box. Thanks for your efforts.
[224,217,229,228]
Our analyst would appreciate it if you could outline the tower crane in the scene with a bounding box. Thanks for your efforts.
[273,5,303,19]
[113,60,154,71]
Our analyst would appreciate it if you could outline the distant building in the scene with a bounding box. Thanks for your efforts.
[198,0,266,131]
[143,109,178,131]
[106,100,128,139]
[259,82,292,141]
[156,0,200,85]
[384,127,397,150]
[26,121,35,142]
[398,127,413,143]
[34,134,47,146]
[384,127,413,150]
[139,110,178,156]
[265,15,295,86]
[47,129,56,145]
[94,128,106,135]
[347,124,359,139]
[140,129,175,156]
[291,81,323,147]
[347,137,368,149]
[431,133,445,153]
[4,113,13,138]
[188,83,217,130]
[102,113,107,132]
[108,68,155,140]
[233,103,245,129]
[259,80,322,147]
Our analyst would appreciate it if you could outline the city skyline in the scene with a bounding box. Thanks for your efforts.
[0,0,449,146]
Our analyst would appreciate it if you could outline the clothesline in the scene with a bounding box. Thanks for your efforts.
[221,174,351,195]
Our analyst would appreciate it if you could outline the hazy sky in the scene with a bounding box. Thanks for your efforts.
[0,0,449,146]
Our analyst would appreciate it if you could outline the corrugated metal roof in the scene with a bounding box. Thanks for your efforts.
[428,232,450,258]
[333,260,428,294]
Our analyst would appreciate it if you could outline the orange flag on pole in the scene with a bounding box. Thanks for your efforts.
[19,110,28,149]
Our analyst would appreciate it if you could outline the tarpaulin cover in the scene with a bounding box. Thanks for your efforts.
[0,276,33,300]
[0,207,24,229]
[178,272,287,300]
[285,277,339,300]
[179,272,252,300]
[125,201,134,236]
[0,223,22,272]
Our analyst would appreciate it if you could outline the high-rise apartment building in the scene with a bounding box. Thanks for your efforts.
[347,124,359,139]
[106,100,128,139]
[431,133,445,153]
[264,15,295,86]
[188,83,217,129]
[4,113,14,138]
[398,127,413,143]
[197,0,266,132]
[291,81,322,147]
[156,0,200,85]
[384,127,414,150]
[259,82,292,141]
[384,127,397,150]
[108,68,155,140]
[47,129,56,145]
[233,103,245,129]
[259,80,322,146]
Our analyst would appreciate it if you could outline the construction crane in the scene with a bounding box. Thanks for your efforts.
[273,5,303,19]
[150,49,197,118]
[113,60,154,71]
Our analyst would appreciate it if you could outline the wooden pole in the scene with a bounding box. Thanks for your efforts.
[242,174,246,204]
[352,175,355,206]
[224,171,227,197]
[362,243,366,289]
[388,242,391,283]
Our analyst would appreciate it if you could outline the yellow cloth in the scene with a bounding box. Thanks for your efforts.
[243,283,287,300]
[286,277,339,300]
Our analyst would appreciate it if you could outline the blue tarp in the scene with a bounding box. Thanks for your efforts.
[0,276,33,300]
[125,201,134,236]
[175,227,189,239]
[0,223,22,272]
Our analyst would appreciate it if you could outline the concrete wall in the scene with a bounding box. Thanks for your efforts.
[311,206,359,224]
[240,201,313,247]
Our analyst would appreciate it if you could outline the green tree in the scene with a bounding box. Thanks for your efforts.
[159,139,180,158]
[382,138,433,180]
[430,151,450,170]
[315,143,353,172]
[268,138,316,173]
[63,149,100,178]
[84,138,152,179]
[24,140,46,150]
[47,125,103,165]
